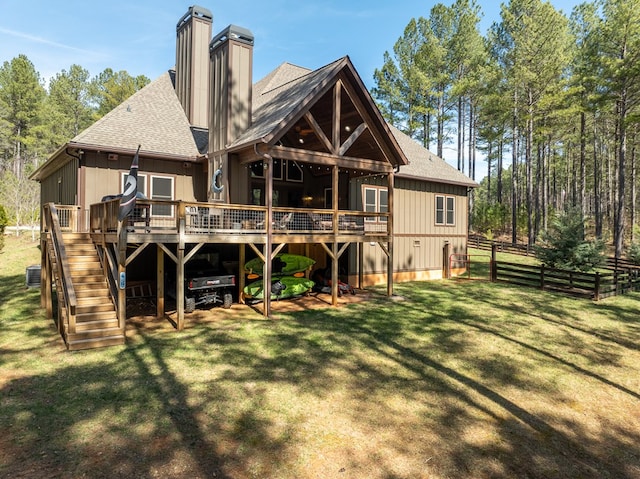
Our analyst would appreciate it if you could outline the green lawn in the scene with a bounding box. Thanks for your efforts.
[1,235,639,478]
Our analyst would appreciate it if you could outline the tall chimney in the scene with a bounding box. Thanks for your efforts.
[175,5,213,128]
[209,24,254,154]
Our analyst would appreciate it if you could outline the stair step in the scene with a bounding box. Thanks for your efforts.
[74,319,119,333]
[67,334,126,351]
[76,309,118,322]
[67,321,122,339]
[72,274,106,283]
[76,289,111,299]
[77,301,115,314]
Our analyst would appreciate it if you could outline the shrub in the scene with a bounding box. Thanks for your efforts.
[0,204,7,253]
[535,208,605,272]
[628,241,640,265]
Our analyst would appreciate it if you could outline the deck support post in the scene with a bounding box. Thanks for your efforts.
[156,245,164,319]
[239,244,246,304]
[176,217,186,330]
[117,221,128,335]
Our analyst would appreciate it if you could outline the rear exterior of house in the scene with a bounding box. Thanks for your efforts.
[30,5,475,349]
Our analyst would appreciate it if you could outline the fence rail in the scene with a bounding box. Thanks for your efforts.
[468,234,640,300]
[493,261,640,300]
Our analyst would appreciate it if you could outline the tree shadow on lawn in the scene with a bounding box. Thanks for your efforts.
[2,280,640,478]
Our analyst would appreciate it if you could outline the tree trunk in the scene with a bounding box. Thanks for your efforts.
[580,109,587,216]
[497,139,503,204]
[512,90,519,244]
[526,93,534,246]
[615,92,627,258]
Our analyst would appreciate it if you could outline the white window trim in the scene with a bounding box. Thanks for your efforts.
[435,194,455,226]
[149,174,175,217]
[362,185,388,223]
[121,172,147,197]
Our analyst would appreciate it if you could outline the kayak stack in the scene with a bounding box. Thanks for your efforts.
[243,253,316,300]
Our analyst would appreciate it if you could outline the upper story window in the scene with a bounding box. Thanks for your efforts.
[363,185,388,223]
[120,173,174,217]
[436,195,455,226]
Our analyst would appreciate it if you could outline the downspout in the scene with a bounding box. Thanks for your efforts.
[254,143,273,318]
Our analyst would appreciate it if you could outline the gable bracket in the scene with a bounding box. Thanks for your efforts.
[303,111,333,154]
[339,122,368,156]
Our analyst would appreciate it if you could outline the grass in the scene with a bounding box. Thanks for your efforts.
[1,235,640,478]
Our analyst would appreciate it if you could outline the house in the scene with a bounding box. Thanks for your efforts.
[31,6,476,349]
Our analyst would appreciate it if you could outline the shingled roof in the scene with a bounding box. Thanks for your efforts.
[70,71,200,160]
[228,58,345,149]
[390,125,477,187]
[247,61,476,188]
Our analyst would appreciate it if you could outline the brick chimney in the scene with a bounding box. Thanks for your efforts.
[175,5,213,128]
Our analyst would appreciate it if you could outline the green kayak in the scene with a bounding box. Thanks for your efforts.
[244,253,315,276]
[243,276,315,300]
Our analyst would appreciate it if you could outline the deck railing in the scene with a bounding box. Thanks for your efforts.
[43,203,78,334]
[88,200,390,237]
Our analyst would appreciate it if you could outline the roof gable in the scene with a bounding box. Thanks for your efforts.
[71,71,200,159]
[230,57,408,168]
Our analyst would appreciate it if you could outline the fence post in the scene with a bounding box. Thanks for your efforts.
[595,272,600,301]
[540,264,545,290]
[491,243,497,282]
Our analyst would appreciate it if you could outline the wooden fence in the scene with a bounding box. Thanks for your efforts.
[468,235,640,300]
[492,261,640,300]
[468,234,533,255]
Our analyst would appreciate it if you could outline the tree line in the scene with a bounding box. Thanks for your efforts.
[0,54,149,231]
[372,0,640,258]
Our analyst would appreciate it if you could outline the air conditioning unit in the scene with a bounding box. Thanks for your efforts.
[26,265,41,288]
[108,153,118,161]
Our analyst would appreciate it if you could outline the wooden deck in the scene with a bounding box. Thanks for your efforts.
[85,199,391,244]
[43,200,394,346]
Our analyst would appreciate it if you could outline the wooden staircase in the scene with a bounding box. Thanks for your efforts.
[53,232,125,350]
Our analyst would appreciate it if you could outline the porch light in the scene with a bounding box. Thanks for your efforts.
[345,125,351,132]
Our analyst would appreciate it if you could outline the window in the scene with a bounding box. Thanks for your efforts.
[286,161,303,182]
[150,175,174,217]
[121,173,147,196]
[363,185,388,223]
[436,195,455,226]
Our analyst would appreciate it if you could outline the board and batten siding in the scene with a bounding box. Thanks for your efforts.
[349,176,469,286]
[81,152,202,209]
[40,156,79,207]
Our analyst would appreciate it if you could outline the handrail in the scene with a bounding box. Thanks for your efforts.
[88,199,391,237]
[44,203,78,335]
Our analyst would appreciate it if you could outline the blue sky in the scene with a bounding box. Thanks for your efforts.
[0,0,581,173]
[1,0,582,89]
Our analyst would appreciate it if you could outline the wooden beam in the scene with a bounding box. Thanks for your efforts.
[156,245,164,319]
[264,155,273,318]
[304,111,333,153]
[319,242,334,259]
[266,145,392,173]
[124,242,151,267]
[333,81,341,152]
[177,246,185,331]
[158,243,178,264]
[248,242,265,262]
[184,242,205,263]
[338,123,367,156]
[338,74,393,165]
[332,241,338,306]
[270,242,286,259]
[239,244,246,304]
